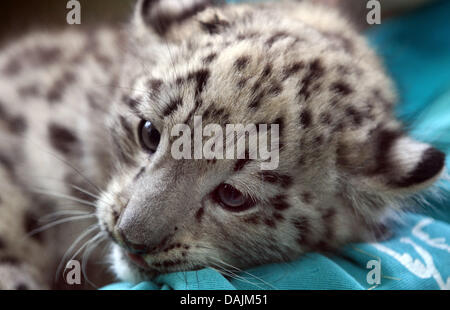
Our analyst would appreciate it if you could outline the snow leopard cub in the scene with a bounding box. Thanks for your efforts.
[0,0,445,288]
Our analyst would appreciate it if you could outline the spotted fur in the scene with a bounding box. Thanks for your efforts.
[0,0,446,288]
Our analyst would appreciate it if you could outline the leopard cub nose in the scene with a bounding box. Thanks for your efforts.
[116,227,149,254]
[114,194,176,255]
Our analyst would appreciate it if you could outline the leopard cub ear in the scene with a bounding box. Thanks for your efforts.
[134,0,215,36]
[363,129,446,194]
[389,137,445,190]
[338,126,446,195]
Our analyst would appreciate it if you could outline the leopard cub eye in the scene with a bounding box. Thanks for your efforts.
[138,120,161,153]
[212,184,255,212]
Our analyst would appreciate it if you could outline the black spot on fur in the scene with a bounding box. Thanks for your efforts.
[0,101,6,119]
[264,218,276,228]
[334,121,345,132]
[188,69,210,97]
[299,109,312,128]
[163,97,183,117]
[204,107,229,124]
[331,81,353,97]
[4,59,22,76]
[298,155,306,167]
[24,211,44,243]
[266,32,288,47]
[346,107,363,127]
[237,32,259,41]
[336,143,350,168]
[314,240,333,253]
[63,71,76,82]
[393,148,446,188]
[48,123,79,156]
[301,192,313,204]
[237,78,248,88]
[183,72,208,123]
[244,215,260,225]
[0,237,5,249]
[251,80,262,94]
[262,63,272,78]
[293,216,310,246]
[141,1,160,18]
[203,52,217,64]
[46,71,76,104]
[336,65,351,76]
[269,195,291,211]
[273,212,284,221]
[249,92,264,109]
[234,56,250,71]
[148,79,163,94]
[313,134,324,147]
[320,112,332,125]
[175,76,184,86]
[47,88,63,103]
[259,172,293,188]
[321,31,354,53]
[94,53,112,70]
[124,96,140,112]
[195,207,205,222]
[7,115,27,135]
[206,158,217,165]
[36,47,62,65]
[373,89,393,111]
[283,62,304,80]
[0,152,15,179]
[202,107,212,120]
[200,14,230,34]
[234,158,250,172]
[0,102,27,135]
[298,59,324,100]
[268,83,282,96]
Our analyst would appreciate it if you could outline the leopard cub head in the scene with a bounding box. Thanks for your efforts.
[95,0,446,283]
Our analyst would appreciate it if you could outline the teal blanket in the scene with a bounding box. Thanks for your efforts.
[102,0,450,290]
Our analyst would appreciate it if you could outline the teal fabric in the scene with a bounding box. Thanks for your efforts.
[101,0,450,290]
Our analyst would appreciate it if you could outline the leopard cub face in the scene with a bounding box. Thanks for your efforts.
[95,0,445,283]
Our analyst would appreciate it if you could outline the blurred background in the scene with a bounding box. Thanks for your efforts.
[0,0,134,45]
[0,0,439,46]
